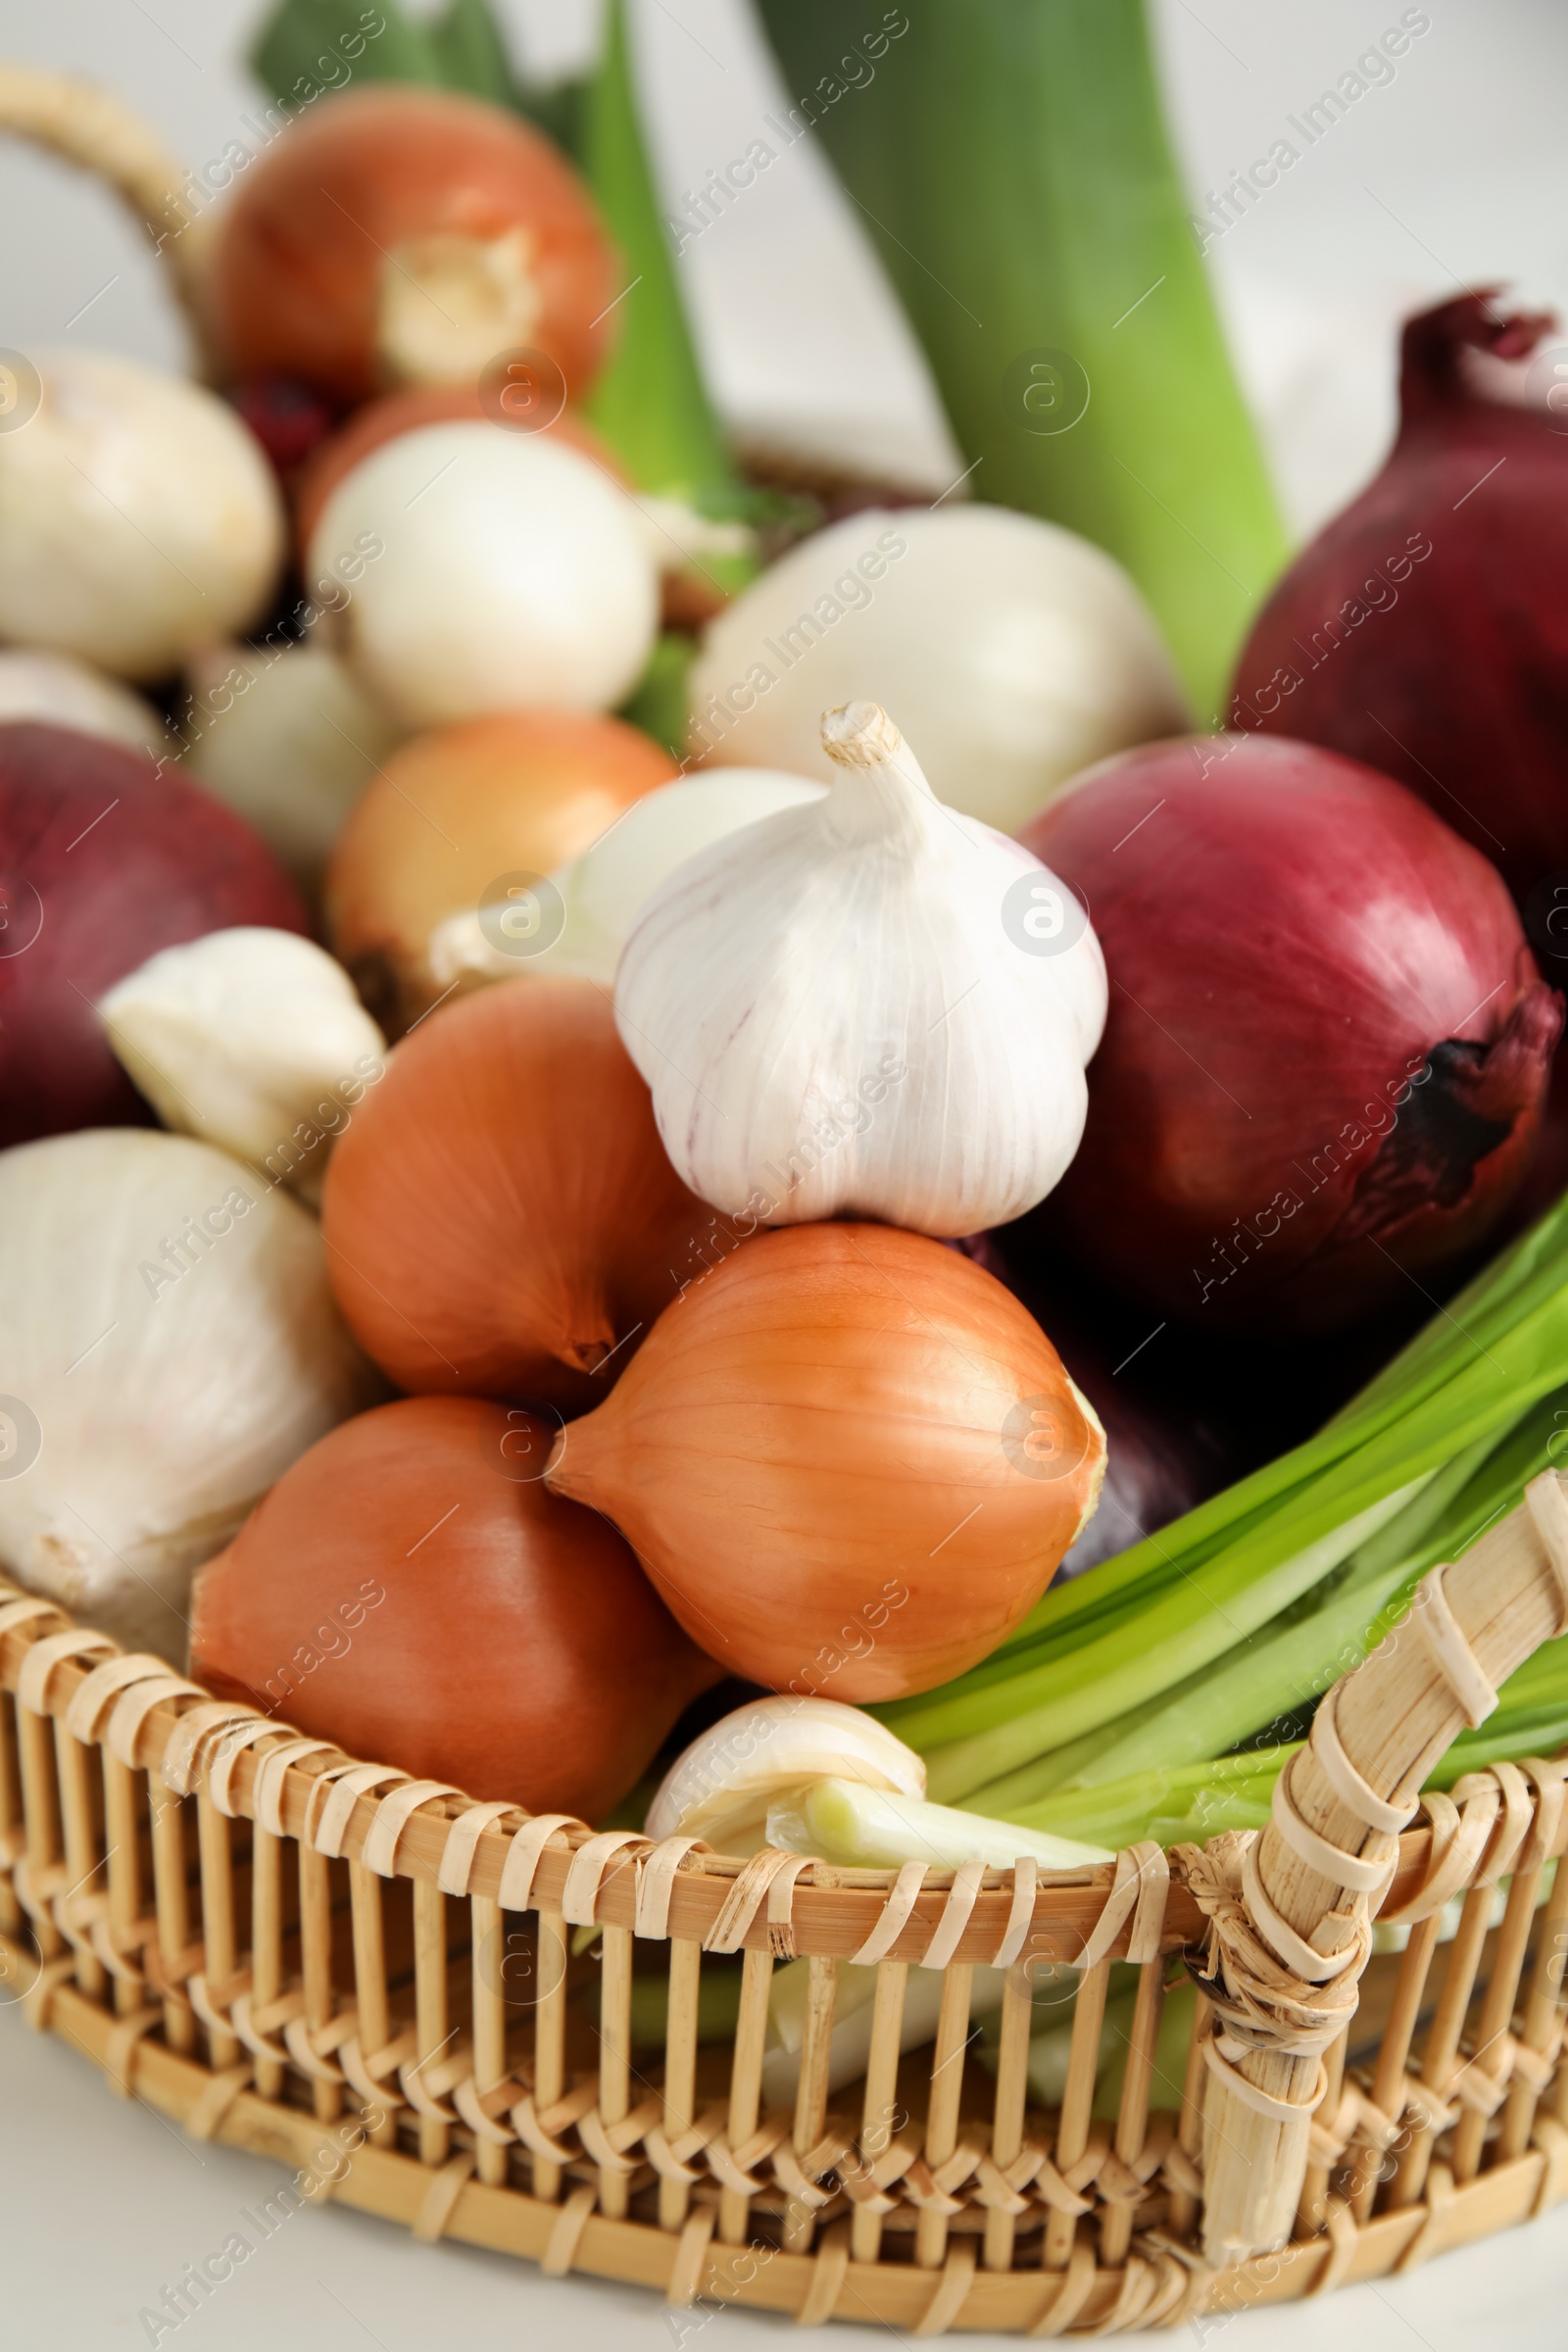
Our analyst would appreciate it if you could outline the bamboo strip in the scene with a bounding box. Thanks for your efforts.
[1499,1858,1568,2159]
[470,1893,509,2187]
[597,1924,634,2219]
[916,1961,974,2268]
[1101,1956,1165,2266]
[1297,2028,1348,2237]
[1168,1988,1209,2242]
[1047,1956,1110,2266]
[411,1879,447,2162]
[1349,1914,1443,2219]
[102,1755,142,2018]
[16,1702,61,1958]
[659,1939,701,2230]
[1451,1856,1547,2181]
[53,1721,104,2001]
[853,1958,909,2266]
[194,1793,238,2069]
[250,1826,284,2102]
[349,1860,395,2145]
[784,1953,838,2252]
[1390,1883,1494,2210]
[0,1693,19,1936]
[531,1909,567,2204]
[1198,1485,1568,2261]
[719,1945,771,2246]
[983,1963,1034,2273]
[149,1782,192,2053]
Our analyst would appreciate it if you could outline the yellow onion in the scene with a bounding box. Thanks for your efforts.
[545,1223,1105,1699]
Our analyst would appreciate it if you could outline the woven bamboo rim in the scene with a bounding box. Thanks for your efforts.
[3,1475,1566,2330]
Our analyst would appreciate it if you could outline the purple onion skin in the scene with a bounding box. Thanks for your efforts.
[1019,734,1561,1336]
[949,1233,1217,1580]
[0,722,307,1147]
[1230,292,1568,916]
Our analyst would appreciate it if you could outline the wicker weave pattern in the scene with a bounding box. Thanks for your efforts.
[3,1573,1566,2332]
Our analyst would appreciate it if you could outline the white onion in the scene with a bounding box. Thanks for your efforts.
[553,766,826,986]
[0,350,283,681]
[308,422,660,728]
[185,641,405,893]
[0,650,168,757]
[689,505,1190,833]
[0,1129,373,1652]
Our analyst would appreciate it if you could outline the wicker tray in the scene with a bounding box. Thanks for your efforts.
[3,1515,1566,2337]
[2,61,1566,2336]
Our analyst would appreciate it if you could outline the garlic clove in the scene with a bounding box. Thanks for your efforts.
[613,700,1108,1236]
[98,928,386,1204]
[645,1693,925,1854]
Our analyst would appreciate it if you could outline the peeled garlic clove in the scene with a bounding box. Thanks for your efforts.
[766,1778,1112,1872]
[185,641,406,895]
[613,700,1107,1235]
[0,1129,372,1652]
[98,928,386,1203]
[645,1693,925,1854]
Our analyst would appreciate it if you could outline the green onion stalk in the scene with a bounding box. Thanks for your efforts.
[873,1190,1568,1845]
[756,0,1288,716]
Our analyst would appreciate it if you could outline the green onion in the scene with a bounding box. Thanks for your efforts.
[876,1189,1568,1817]
[755,0,1287,713]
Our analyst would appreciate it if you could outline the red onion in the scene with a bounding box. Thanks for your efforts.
[1018,735,1561,1333]
[0,722,307,1147]
[1230,293,1568,917]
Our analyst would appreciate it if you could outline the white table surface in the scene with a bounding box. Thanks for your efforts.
[5,1,1568,2343]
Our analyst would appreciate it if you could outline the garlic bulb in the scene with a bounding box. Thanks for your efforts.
[0,1130,373,1651]
[308,421,660,728]
[98,929,386,1203]
[645,1694,925,1855]
[0,350,283,680]
[614,701,1107,1234]
[428,765,827,992]
[185,642,405,894]
[0,650,168,758]
[689,505,1190,832]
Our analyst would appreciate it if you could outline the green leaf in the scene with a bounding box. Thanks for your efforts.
[755,0,1288,714]
[580,0,745,515]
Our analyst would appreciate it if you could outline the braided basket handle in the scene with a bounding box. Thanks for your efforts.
[0,61,216,368]
[1190,1469,1568,2266]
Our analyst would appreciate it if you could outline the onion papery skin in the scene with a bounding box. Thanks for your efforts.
[543,1223,1106,1700]
[191,1396,718,1819]
[0,722,307,1147]
[321,977,721,1412]
[1020,735,1560,1334]
[292,381,624,561]
[1230,294,1568,908]
[207,86,617,406]
[323,709,675,1035]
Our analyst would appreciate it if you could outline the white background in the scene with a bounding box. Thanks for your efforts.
[4,2,1568,2343]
